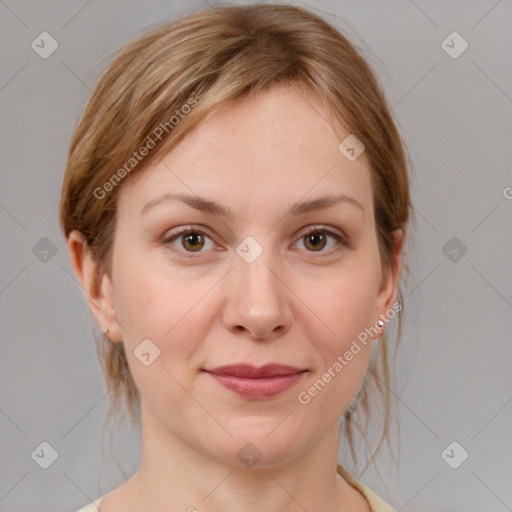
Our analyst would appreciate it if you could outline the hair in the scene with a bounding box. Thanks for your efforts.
[59,2,415,477]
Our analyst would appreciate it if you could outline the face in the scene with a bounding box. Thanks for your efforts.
[87,84,400,467]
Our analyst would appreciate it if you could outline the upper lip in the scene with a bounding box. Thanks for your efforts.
[204,364,306,378]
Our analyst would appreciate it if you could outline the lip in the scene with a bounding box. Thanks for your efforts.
[203,364,307,399]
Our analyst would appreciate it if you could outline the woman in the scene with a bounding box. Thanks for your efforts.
[60,3,413,511]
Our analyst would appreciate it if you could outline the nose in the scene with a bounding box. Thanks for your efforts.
[221,252,293,340]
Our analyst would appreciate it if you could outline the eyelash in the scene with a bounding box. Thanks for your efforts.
[162,225,348,259]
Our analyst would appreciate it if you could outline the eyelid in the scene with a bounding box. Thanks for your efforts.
[161,225,218,258]
[162,224,349,257]
[295,225,349,253]
[299,224,347,242]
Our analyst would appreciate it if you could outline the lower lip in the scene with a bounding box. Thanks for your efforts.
[205,371,306,399]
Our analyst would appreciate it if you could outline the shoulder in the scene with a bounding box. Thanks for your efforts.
[75,495,105,512]
[336,464,396,512]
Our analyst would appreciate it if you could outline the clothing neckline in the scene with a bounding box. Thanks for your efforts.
[337,464,395,511]
[92,465,392,511]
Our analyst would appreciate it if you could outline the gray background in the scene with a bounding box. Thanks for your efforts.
[1,0,511,511]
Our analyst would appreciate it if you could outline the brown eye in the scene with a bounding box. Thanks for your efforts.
[181,231,205,252]
[303,231,327,251]
[297,227,347,255]
[163,228,214,256]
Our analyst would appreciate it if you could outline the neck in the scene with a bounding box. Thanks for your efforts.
[125,400,362,512]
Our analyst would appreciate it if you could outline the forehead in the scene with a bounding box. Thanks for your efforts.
[118,85,373,220]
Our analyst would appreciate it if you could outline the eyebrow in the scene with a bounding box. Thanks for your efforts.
[140,192,365,218]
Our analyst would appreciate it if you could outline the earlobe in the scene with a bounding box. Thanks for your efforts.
[66,230,122,342]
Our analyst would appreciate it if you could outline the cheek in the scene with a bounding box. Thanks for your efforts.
[296,285,375,420]
[112,240,180,329]
[304,258,380,351]
[113,261,170,338]
[111,247,218,359]
[294,255,379,408]
[110,252,211,416]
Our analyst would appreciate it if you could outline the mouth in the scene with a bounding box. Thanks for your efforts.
[202,364,307,399]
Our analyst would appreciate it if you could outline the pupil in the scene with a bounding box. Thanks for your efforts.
[185,233,203,251]
[308,232,325,251]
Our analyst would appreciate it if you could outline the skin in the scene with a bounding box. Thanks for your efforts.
[68,83,403,512]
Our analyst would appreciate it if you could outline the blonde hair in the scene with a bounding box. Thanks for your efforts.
[59,3,415,476]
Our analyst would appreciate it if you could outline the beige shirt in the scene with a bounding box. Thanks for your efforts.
[77,466,395,512]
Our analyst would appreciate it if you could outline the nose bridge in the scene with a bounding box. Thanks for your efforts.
[223,244,292,339]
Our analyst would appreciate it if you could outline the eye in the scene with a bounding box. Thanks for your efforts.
[163,227,214,257]
[162,225,348,258]
[295,226,347,255]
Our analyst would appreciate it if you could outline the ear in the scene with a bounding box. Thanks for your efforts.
[66,230,122,342]
[375,228,404,325]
